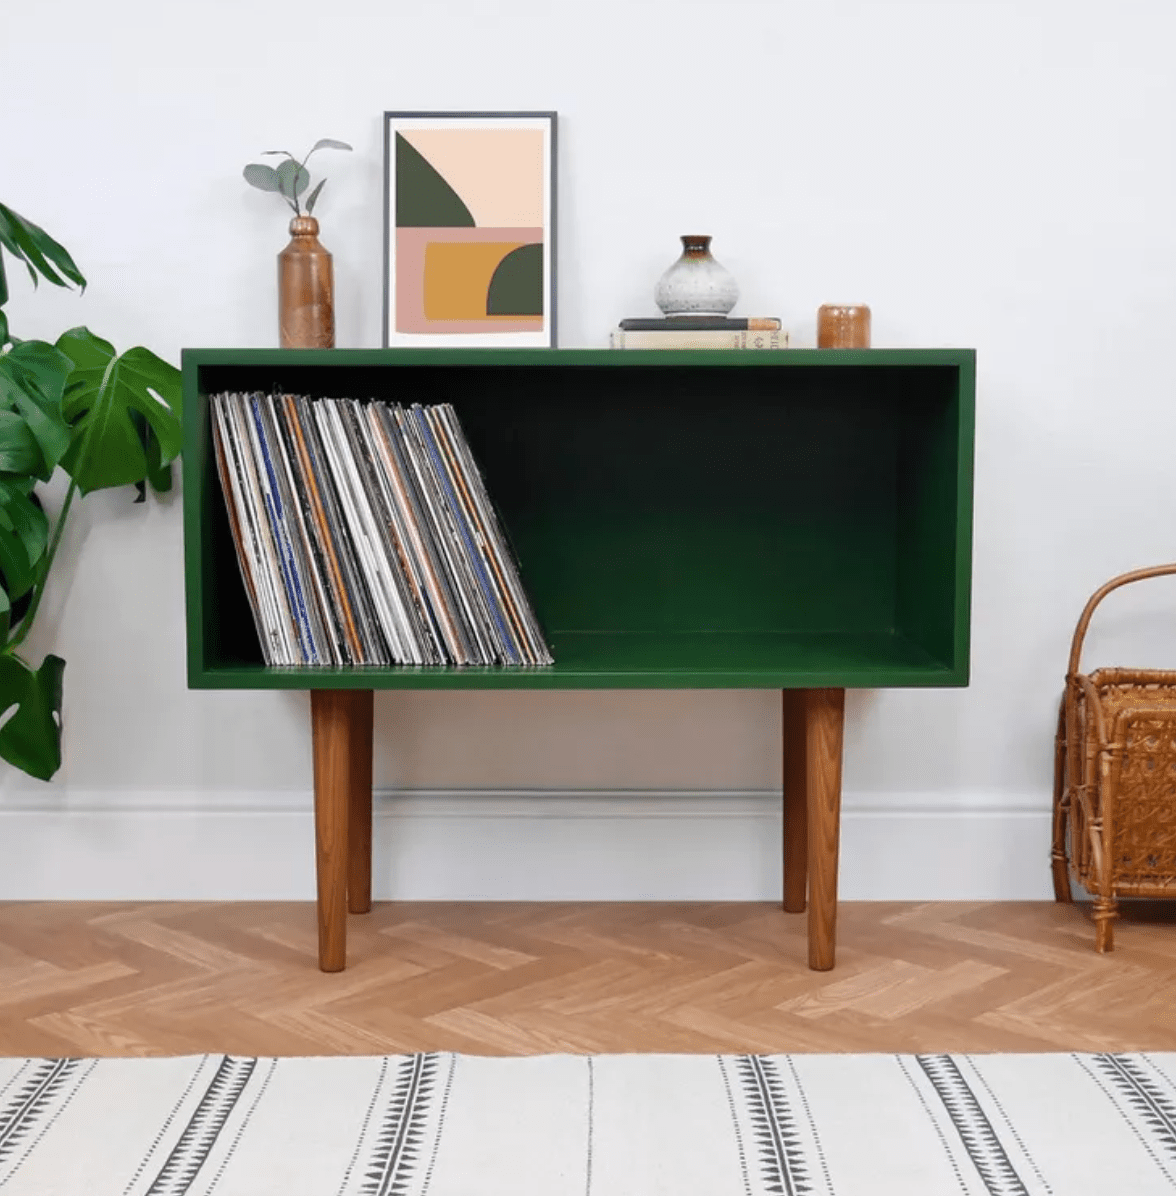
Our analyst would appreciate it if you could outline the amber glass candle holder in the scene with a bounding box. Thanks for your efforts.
[817,304,871,349]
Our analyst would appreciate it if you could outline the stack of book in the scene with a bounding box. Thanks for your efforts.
[608,316,788,350]
[210,393,553,668]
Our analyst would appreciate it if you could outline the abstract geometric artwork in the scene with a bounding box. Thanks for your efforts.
[383,112,557,347]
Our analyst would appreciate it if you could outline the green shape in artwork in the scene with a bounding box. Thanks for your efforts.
[486,243,544,316]
[395,134,475,228]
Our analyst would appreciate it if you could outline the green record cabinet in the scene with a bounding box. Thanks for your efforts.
[182,347,976,972]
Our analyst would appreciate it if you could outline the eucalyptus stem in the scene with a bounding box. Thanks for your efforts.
[7,478,79,651]
[290,152,302,216]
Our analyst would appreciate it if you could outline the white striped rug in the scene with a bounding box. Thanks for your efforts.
[1,1050,1173,1194]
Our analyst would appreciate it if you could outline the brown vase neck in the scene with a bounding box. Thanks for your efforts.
[288,216,321,238]
[681,235,712,258]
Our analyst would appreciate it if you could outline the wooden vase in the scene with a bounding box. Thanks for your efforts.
[278,216,334,349]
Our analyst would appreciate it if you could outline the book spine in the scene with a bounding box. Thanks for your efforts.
[618,317,781,331]
[609,329,789,350]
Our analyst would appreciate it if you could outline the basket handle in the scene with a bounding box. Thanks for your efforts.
[1068,563,1176,678]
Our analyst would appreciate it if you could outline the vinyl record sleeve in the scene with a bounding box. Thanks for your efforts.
[227,393,300,665]
[395,405,498,664]
[276,394,362,666]
[340,399,438,665]
[210,398,273,664]
[373,404,475,665]
[432,404,554,665]
[246,393,321,664]
[314,400,417,664]
[293,396,391,666]
[411,405,518,664]
[255,394,336,666]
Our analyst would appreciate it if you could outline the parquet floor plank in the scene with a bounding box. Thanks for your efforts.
[0,900,1174,1056]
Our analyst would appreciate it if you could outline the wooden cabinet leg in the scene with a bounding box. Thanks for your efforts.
[312,690,351,972]
[805,687,846,972]
[348,690,374,915]
[781,689,808,913]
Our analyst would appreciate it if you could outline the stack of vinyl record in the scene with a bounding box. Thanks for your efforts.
[210,393,553,668]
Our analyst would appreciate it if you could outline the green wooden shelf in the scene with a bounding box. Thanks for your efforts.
[182,348,975,691]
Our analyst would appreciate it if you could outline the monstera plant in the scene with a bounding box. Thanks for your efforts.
[0,202,181,781]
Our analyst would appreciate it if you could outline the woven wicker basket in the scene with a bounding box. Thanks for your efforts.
[1053,564,1176,951]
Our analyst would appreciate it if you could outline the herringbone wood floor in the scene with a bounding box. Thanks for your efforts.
[0,901,1174,1058]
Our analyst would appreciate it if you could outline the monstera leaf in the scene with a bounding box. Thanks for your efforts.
[0,339,73,480]
[54,328,181,495]
[130,408,173,503]
[0,202,86,308]
[0,651,64,781]
[0,477,48,614]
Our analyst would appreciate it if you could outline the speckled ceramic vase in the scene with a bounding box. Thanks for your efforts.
[653,235,739,318]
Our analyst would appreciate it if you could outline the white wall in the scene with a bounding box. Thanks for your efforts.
[3,0,1176,901]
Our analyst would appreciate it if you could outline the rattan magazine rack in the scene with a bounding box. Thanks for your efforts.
[1053,564,1176,950]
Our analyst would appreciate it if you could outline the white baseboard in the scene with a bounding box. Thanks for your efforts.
[0,789,1054,902]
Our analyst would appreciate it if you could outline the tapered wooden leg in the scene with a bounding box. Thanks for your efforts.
[348,690,374,915]
[312,690,351,972]
[805,687,846,972]
[782,689,808,913]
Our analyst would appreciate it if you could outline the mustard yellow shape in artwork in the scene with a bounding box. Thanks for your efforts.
[423,242,527,320]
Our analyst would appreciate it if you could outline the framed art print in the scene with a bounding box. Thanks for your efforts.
[383,111,557,347]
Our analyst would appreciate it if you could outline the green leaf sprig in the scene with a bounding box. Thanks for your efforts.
[243,138,352,218]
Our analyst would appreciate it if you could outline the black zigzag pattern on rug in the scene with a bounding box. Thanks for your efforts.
[716,1056,754,1196]
[144,1055,256,1195]
[916,1054,1029,1196]
[1092,1055,1176,1166]
[0,1059,86,1169]
[735,1055,815,1196]
[362,1053,441,1196]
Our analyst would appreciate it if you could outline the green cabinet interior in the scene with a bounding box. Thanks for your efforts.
[182,348,975,691]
